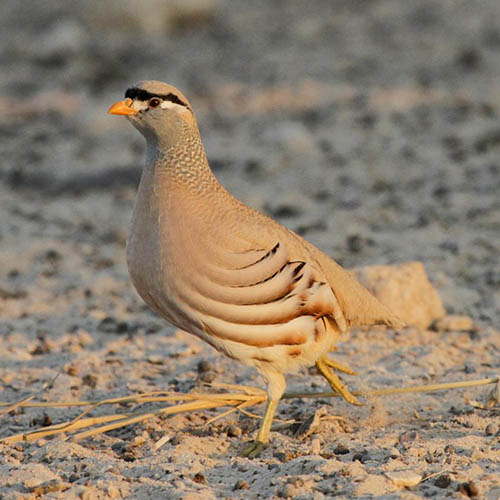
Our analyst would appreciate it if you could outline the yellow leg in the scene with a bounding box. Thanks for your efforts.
[241,370,285,459]
[241,398,279,458]
[316,357,362,406]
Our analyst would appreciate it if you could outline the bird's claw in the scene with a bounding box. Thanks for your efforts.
[241,440,268,459]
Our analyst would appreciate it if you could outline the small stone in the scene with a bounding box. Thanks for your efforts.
[278,483,296,498]
[334,444,350,455]
[27,479,66,495]
[111,442,125,452]
[64,364,78,376]
[295,408,323,438]
[458,480,479,497]
[346,234,365,252]
[485,423,498,436]
[199,371,216,383]
[197,360,213,373]
[353,261,445,329]
[398,430,418,445]
[386,470,422,487]
[234,479,249,490]
[80,489,94,500]
[147,355,164,365]
[434,474,452,488]
[226,425,242,438]
[192,472,205,484]
[82,374,98,388]
[107,484,120,499]
[433,315,475,332]
[171,434,183,446]
[352,451,372,463]
[131,435,146,447]
[388,447,401,459]
[486,380,500,407]
[444,444,456,454]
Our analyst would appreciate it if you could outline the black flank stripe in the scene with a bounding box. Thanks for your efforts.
[292,262,306,277]
[235,242,280,270]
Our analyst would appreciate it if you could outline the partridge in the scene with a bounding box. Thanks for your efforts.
[108,81,404,457]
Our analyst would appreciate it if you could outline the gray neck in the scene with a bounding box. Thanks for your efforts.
[144,128,223,196]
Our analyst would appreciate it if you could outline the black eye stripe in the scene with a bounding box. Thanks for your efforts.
[124,88,188,108]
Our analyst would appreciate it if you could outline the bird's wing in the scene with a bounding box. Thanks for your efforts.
[175,234,347,349]
[218,199,404,331]
[286,229,405,329]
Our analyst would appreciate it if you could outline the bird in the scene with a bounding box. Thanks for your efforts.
[108,80,404,458]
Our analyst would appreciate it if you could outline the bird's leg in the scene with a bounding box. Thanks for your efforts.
[316,356,362,406]
[241,370,285,459]
[241,397,280,459]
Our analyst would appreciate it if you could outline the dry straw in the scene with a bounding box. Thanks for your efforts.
[1,377,498,445]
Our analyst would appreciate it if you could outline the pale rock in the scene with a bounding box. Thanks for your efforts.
[433,314,475,332]
[319,459,344,476]
[107,484,120,499]
[353,261,445,329]
[7,464,59,488]
[355,474,394,496]
[386,470,422,487]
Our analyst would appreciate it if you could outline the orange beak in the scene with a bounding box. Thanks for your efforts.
[108,98,138,116]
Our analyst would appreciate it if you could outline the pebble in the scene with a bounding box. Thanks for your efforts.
[333,444,350,455]
[458,480,479,497]
[227,425,242,438]
[199,371,216,383]
[485,423,498,436]
[352,451,372,463]
[107,484,121,499]
[294,408,323,438]
[278,483,296,498]
[26,479,66,495]
[192,473,206,484]
[433,315,475,332]
[170,434,183,446]
[398,430,418,445]
[80,490,93,500]
[234,479,249,490]
[353,261,445,329]
[197,360,213,373]
[434,474,452,488]
[385,470,422,487]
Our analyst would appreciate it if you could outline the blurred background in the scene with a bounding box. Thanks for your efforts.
[0,0,499,330]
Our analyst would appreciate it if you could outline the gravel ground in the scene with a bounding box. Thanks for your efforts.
[0,1,499,498]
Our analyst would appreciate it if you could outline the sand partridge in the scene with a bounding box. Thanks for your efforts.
[108,81,404,457]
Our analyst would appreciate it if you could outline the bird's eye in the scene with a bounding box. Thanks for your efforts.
[149,98,161,108]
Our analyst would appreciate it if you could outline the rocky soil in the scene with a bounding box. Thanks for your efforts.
[0,1,499,498]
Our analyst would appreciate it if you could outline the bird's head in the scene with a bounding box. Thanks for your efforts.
[108,81,196,148]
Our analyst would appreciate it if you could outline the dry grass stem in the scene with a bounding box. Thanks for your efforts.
[0,376,497,444]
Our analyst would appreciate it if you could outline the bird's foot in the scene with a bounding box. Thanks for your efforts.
[316,357,362,406]
[241,440,268,459]
[322,356,358,376]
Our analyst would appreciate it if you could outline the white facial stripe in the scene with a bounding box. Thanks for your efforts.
[159,100,184,110]
[130,99,185,112]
